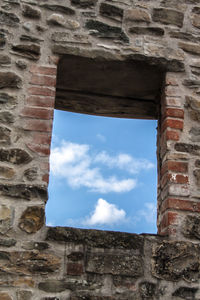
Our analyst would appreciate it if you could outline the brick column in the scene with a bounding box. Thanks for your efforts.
[157,73,189,238]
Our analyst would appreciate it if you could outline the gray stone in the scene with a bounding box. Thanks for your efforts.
[0,184,47,201]
[194,169,200,186]
[16,59,27,70]
[19,206,45,233]
[175,142,200,155]
[0,54,10,66]
[189,127,200,142]
[129,26,164,36]
[22,4,41,19]
[0,238,16,247]
[0,10,20,27]
[47,14,66,27]
[0,148,32,164]
[183,79,200,88]
[100,3,123,22]
[86,252,143,277]
[71,0,97,8]
[0,126,11,145]
[169,31,200,43]
[0,112,14,124]
[11,43,40,60]
[40,4,75,15]
[152,8,184,27]
[0,93,16,109]
[20,34,43,43]
[195,159,200,168]
[38,280,68,293]
[0,205,13,234]
[0,33,6,49]
[0,166,15,179]
[179,41,200,55]
[125,8,151,23]
[22,241,49,250]
[16,290,32,300]
[183,215,200,240]
[0,72,22,89]
[24,167,38,181]
[139,282,156,298]
[85,20,129,43]
[172,287,198,299]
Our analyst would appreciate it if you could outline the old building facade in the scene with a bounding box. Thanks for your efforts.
[0,0,200,299]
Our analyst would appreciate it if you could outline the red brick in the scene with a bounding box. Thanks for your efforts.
[28,87,55,97]
[30,74,56,87]
[162,119,183,131]
[23,119,52,132]
[165,108,184,119]
[67,263,84,276]
[26,143,50,156]
[161,173,188,189]
[165,97,181,107]
[21,107,53,120]
[30,65,57,76]
[165,86,180,97]
[26,96,55,108]
[161,198,200,214]
[165,73,179,86]
[159,211,179,229]
[42,174,49,184]
[166,130,180,141]
[32,132,52,145]
[40,162,50,171]
[168,161,188,173]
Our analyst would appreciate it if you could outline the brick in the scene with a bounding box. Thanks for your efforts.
[166,130,180,141]
[165,86,181,97]
[165,73,179,86]
[161,198,200,214]
[159,211,179,231]
[161,173,188,188]
[30,65,57,76]
[169,184,190,197]
[23,119,52,132]
[26,96,55,108]
[162,119,183,131]
[67,263,84,275]
[20,107,53,120]
[165,97,182,107]
[32,132,52,145]
[28,87,55,97]
[42,173,49,184]
[168,161,188,173]
[30,74,56,87]
[26,143,50,156]
[165,108,184,119]
[40,162,50,171]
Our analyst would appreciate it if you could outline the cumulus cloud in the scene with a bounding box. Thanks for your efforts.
[94,151,155,174]
[50,141,136,193]
[83,198,126,226]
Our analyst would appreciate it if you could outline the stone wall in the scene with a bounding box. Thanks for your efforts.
[1,0,200,299]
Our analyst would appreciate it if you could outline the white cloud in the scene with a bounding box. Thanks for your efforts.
[50,141,136,193]
[94,151,155,174]
[96,133,106,142]
[83,198,126,226]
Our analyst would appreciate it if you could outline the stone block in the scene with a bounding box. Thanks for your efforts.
[18,206,45,233]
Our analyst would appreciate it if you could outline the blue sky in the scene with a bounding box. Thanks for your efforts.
[46,110,157,234]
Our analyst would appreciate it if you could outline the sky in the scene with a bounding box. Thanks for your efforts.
[46,109,158,234]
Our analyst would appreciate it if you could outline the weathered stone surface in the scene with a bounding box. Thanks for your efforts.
[0,238,16,247]
[51,32,88,44]
[0,127,11,145]
[191,13,200,28]
[183,215,200,240]
[0,72,22,89]
[0,55,10,66]
[0,251,60,275]
[38,280,69,293]
[0,293,12,300]
[0,112,14,124]
[71,0,97,7]
[20,34,43,43]
[16,59,27,70]
[40,4,75,15]
[194,169,200,187]
[22,4,41,19]
[47,227,144,250]
[0,166,15,179]
[183,79,200,88]
[100,3,123,22]
[0,33,6,48]
[175,142,200,155]
[172,287,198,299]
[85,20,129,43]
[22,241,49,250]
[0,10,19,27]
[125,8,151,22]
[189,127,200,142]
[0,184,47,201]
[129,26,164,36]
[0,205,13,234]
[0,93,16,109]
[67,252,84,261]
[0,148,32,164]
[47,14,79,29]
[86,252,143,277]
[16,290,32,300]
[11,44,40,60]
[152,241,200,282]
[152,8,184,27]
[139,282,156,298]
[19,206,45,233]
[179,41,200,55]
[169,30,200,42]
[24,167,38,181]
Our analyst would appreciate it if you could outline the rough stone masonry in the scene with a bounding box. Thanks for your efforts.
[1,0,200,299]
